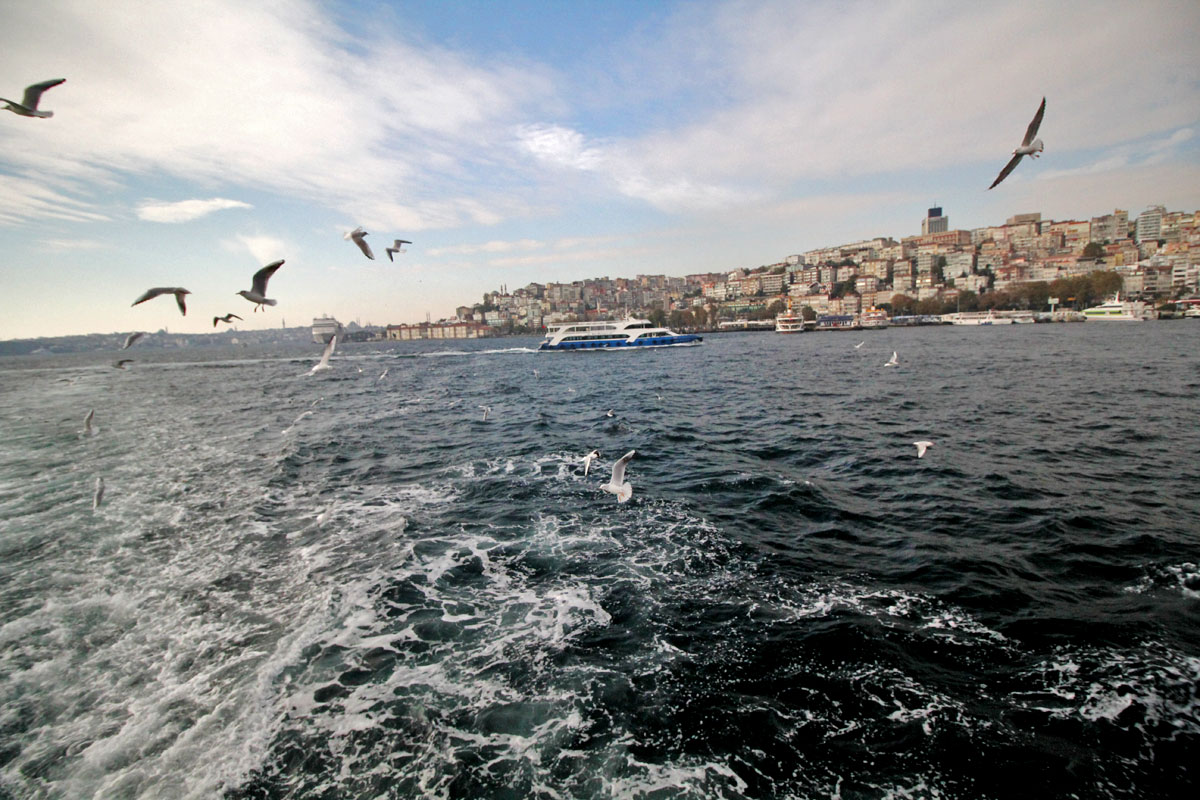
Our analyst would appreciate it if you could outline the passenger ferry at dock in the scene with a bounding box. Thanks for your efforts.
[858,307,890,329]
[538,318,703,351]
[1081,295,1148,321]
[774,310,808,333]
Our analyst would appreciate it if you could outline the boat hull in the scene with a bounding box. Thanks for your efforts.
[539,334,703,351]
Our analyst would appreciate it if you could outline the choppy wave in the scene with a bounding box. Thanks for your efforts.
[1,325,1198,799]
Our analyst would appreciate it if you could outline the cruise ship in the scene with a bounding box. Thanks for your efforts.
[538,319,702,351]
[311,317,344,344]
[1082,296,1147,321]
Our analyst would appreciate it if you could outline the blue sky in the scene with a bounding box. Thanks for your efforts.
[2,0,1198,339]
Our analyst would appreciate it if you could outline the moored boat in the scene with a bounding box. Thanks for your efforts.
[859,307,890,329]
[775,310,807,333]
[1082,295,1147,321]
[538,318,702,351]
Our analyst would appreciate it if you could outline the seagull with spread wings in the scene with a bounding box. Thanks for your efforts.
[237,260,284,311]
[0,78,65,118]
[132,287,190,316]
[345,227,374,260]
[988,97,1046,190]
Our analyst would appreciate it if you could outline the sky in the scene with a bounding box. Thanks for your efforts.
[1,0,1198,339]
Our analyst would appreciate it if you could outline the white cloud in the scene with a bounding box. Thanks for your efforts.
[39,238,113,251]
[428,239,545,256]
[136,197,252,223]
[0,0,553,229]
[0,173,109,225]
[225,234,290,266]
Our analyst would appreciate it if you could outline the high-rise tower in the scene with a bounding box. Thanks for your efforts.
[922,206,948,235]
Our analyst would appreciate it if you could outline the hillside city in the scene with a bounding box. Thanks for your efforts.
[390,203,1198,338]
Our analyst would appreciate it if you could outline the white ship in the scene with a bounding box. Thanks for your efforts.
[538,318,702,351]
[774,310,807,333]
[312,317,344,343]
[1081,296,1147,322]
[859,307,890,329]
[948,310,1012,325]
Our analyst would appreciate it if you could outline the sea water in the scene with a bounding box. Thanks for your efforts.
[1,323,1197,799]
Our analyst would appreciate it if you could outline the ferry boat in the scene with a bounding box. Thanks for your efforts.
[1081,295,1146,321]
[948,310,1012,326]
[774,310,807,333]
[538,318,702,351]
[859,307,890,329]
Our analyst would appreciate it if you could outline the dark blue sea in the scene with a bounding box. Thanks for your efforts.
[1,323,1198,799]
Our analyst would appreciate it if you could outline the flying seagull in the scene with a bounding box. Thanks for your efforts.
[581,449,600,477]
[601,450,637,503]
[132,287,190,316]
[308,334,337,375]
[345,227,374,260]
[82,409,95,437]
[479,405,491,421]
[122,331,145,350]
[914,441,934,459]
[884,351,899,367]
[112,359,133,370]
[377,368,389,382]
[213,313,242,327]
[854,341,865,349]
[386,239,411,261]
[988,97,1046,190]
[92,477,104,510]
[237,259,284,311]
[0,78,65,118]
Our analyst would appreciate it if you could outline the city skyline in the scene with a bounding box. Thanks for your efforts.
[2,0,1199,340]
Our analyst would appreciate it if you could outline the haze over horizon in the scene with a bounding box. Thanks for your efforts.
[3,0,1198,340]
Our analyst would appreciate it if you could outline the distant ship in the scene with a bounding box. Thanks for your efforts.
[1081,296,1147,322]
[858,307,890,329]
[312,317,344,344]
[774,309,807,333]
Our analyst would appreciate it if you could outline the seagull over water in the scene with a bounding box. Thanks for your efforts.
[914,441,934,459]
[884,351,899,367]
[132,287,190,316]
[581,449,600,476]
[122,331,145,350]
[213,313,242,327]
[82,409,95,437]
[237,260,283,311]
[345,227,374,260]
[308,335,337,375]
[0,78,65,118]
[988,97,1046,190]
[386,240,411,261]
[112,359,133,370]
[855,340,865,349]
[92,477,104,511]
[479,405,491,421]
[601,450,636,503]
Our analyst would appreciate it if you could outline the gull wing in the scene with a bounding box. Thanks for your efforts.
[22,78,65,110]
[174,291,188,316]
[131,287,173,306]
[122,331,144,349]
[251,260,284,295]
[610,450,636,485]
[317,334,338,367]
[988,152,1024,190]
[1022,97,1046,146]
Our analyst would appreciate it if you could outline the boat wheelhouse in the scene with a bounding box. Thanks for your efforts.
[539,319,703,351]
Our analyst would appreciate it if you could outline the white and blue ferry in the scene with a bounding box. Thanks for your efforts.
[538,318,703,351]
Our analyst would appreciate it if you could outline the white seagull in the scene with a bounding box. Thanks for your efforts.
[122,331,145,350]
[914,441,934,459]
[0,78,65,118]
[82,409,96,437]
[479,405,491,421]
[345,227,374,260]
[581,449,600,476]
[601,450,636,503]
[377,368,389,382]
[988,97,1046,190]
[237,260,284,311]
[92,477,104,510]
[132,287,190,316]
[884,351,899,367]
[308,335,338,375]
[854,341,865,349]
[385,239,411,261]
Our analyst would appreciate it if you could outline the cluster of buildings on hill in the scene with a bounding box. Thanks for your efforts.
[387,204,1199,337]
